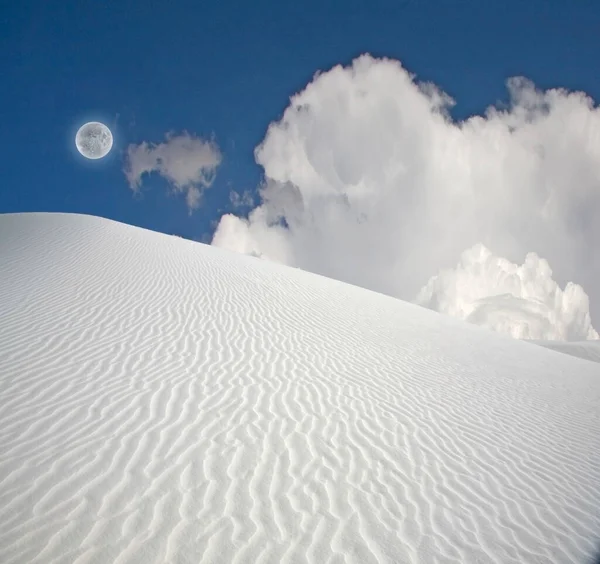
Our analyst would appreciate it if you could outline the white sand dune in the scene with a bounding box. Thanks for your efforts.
[0,213,599,564]
[531,340,600,364]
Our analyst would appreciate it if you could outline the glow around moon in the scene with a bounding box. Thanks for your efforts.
[75,122,113,160]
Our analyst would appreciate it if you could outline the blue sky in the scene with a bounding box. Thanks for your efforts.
[2,0,599,242]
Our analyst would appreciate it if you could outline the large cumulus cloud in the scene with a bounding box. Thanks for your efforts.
[416,244,598,340]
[212,55,600,340]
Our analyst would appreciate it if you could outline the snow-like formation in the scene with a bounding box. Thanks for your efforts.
[1,213,599,564]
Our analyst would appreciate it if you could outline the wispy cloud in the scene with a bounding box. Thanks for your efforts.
[124,131,222,212]
[229,189,255,209]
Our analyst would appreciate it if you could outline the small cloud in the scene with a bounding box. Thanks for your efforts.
[124,131,222,212]
[229,189,255,209]
[185,186,202,213]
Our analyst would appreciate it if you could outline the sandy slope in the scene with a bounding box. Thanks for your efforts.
[0,213,599,564]
[532,340,600,364]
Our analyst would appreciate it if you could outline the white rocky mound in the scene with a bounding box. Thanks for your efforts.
[0,213,599,564]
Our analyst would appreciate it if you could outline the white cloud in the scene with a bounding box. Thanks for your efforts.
[229,189,255,209]
[416,244,599,341]
[211,55,600,340]
[124,132,221,211]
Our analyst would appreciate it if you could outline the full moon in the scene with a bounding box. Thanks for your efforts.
[75,122,113,160]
